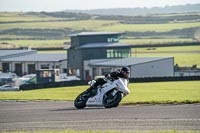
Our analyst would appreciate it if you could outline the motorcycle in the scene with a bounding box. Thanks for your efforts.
[74,77,130,109]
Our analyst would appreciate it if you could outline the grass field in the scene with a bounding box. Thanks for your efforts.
[0,39,69,48]
[0,81,199,104]
[0,14,67,22]
[1,12,200,47]
[131,45,200,52]
[96,22,200,32]
[121,38,194,44]
[0,20,118,30]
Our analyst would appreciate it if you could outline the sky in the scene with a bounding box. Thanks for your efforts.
[0,0,200,12]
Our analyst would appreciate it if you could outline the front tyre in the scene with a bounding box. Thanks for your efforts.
[103,91,123,108]
[74,91,90,109]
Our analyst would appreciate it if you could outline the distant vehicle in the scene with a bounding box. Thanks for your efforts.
[60,76,80,81]
[0,72,17,85]
[15,74,36,86]
[0,85,19,91]
[0,72,17,79]
[22,74,36,79]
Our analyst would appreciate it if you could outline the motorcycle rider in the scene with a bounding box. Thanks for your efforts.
[109,66,130,80]
[88,66,130,95]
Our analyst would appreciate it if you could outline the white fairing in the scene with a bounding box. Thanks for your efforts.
[113,78,130,95]
[86,78,130,106]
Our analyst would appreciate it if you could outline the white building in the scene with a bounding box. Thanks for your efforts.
[0,50,67,76]
[84,57,174,79]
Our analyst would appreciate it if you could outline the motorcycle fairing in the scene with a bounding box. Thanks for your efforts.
[86,81,117,106]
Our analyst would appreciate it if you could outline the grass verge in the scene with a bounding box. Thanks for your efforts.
[0,81,200,104]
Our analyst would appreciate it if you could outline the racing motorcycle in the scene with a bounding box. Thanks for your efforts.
[74,77,130,109]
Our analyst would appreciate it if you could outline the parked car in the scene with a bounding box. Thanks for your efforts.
[0,85,19,91]
[60,75,80,81]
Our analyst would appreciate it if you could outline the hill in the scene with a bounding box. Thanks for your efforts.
[0,11,200,49]
[68,4,200,16]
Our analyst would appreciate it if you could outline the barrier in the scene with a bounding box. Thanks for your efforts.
[19,76,200,90]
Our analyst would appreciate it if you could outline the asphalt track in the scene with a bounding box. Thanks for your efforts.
[0,101,200,131]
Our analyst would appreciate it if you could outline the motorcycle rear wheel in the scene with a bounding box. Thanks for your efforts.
[74,91,90,109]
[103,91,122,108]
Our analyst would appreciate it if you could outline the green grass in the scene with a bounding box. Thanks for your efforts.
[0,20,117,30]
[97,22,200,32]
[0,40,69,48]
[38,50,67,53]
[0,14,67,22]
[132,46,200,52]
[120,38,194,44]
[2,20,197,32]
[122,81,200,104]
[1,12,200,48]
[0,81,200,104]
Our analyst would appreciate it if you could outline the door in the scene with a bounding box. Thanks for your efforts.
[2,63,10,72]
[28,64,36,74]
[15,63,22,76]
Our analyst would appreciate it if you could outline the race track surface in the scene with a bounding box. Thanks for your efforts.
[0,101,200,131]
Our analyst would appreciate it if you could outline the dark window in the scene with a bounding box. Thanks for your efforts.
[2,63,10,72]
[28,64,36,74]
[41,64,49,69]
[15,63,22,76]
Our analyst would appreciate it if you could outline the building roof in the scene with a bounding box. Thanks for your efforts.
[69,32,123,37]
[79,42,133,49]
[0,50,36,59]
[89,57,173,67]
[2,53,67,62]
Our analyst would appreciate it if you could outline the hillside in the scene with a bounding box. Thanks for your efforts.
[0,11,200,49]
[68,4,200,16]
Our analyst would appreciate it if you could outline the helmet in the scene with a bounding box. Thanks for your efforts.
[121,67,130,73]
[120,67,130,78]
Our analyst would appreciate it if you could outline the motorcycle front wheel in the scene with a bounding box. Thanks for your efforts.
[74,91,90,109]
[103,91,123,108]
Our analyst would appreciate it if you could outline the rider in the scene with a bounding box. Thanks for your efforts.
[109,66,130,80]
[88,66,130,94]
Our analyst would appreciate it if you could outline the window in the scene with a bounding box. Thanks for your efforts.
[107,49,130,58]
[40,71,52,78]
[41,64,49,69]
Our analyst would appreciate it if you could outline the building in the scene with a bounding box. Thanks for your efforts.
[85,57,174,78]
[67,32,174,79]
[0,50,67,76]
[67,32,134,79]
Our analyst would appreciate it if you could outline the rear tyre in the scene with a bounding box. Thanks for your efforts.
[74,91,90,109]
[103,91,122,108]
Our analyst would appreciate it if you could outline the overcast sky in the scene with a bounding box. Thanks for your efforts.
[1,0,200,12]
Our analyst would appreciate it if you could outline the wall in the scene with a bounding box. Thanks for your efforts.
[131,58,174,78]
